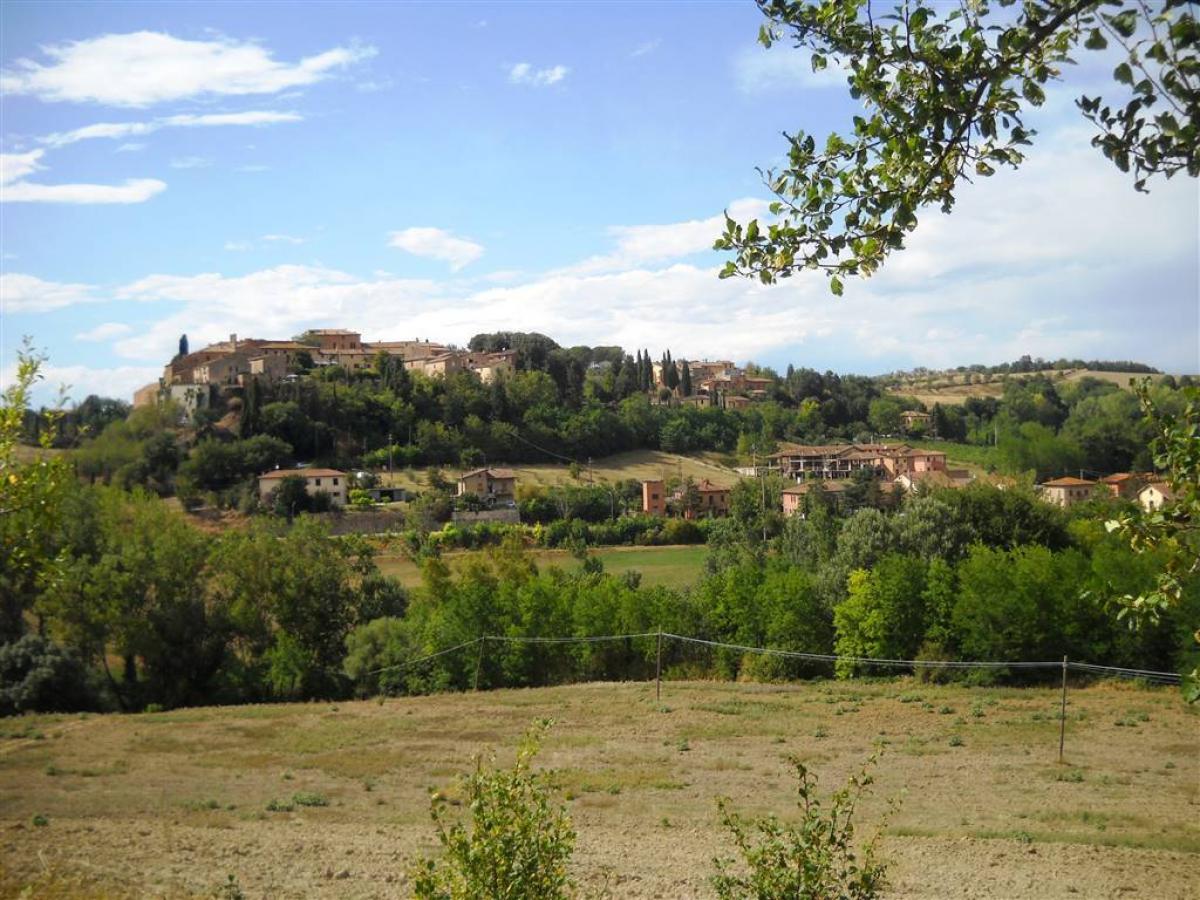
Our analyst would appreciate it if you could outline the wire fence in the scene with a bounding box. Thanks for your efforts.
[371,630,1183,685]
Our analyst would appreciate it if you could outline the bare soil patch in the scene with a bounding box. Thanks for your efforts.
[2,679,1196,898]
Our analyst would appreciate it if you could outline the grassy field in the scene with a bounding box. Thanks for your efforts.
[380,448,740,492]
[1,679,1195,898]
[377,544,709,590]
[908,440,1006,475]
[887,368,1171,408]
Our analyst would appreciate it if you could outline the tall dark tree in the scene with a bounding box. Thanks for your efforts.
[178,334,188,358]
[665,359,680,392]
[680,360,693,396]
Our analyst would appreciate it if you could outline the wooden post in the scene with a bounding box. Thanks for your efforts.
[474,637,485,692]
[1058,654,1068,763]
[655,628,663,703]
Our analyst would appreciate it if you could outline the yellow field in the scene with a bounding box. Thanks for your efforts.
[1,679,1196,898]
[381,449,741,492]
[377,544,709,590]
[887,369,1171,407]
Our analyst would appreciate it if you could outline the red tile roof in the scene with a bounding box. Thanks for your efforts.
[259,468,346,480]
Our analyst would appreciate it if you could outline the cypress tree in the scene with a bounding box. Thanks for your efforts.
[680,360,692,396]
[178,334,188,357]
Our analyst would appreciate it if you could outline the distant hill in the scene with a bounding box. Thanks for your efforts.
[883,368,1176,407]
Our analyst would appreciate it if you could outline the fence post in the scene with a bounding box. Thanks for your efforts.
[1058,654,1068,763]
[656,628,663,703]
[474,636,486,692]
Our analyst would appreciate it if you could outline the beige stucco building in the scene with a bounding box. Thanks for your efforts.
[258,468,348,506]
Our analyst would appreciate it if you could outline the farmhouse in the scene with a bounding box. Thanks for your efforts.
[1137,481,1174,512]
[684,479,731,519]
[1039,476,1096,508]
[772,443,947,482]
[895,468,973,493]
[257,468,348,506]
[457,467,518,504]
[1098,472,1150,500]
[641,479,667,516]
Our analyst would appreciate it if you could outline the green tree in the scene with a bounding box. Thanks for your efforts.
[0,342,71,641]
[1106,383,1200,699]
[867,396,904,435]
[680,359,694,396]
[717,0,1198,290]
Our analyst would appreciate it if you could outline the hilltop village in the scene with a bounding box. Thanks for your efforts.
[122,327,1176,526]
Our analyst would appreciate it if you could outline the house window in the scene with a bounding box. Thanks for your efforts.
[315,478,321,486]
[333,478,339,486]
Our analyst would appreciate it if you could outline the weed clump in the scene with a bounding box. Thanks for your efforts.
[712,755,893,899]
[412,719,575,900]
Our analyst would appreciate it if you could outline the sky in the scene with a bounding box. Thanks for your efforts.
[1,1,1197,406]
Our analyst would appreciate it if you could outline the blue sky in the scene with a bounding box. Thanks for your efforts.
[2,1,1197,405]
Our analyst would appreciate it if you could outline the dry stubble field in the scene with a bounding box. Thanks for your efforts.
[1,679,1197,899]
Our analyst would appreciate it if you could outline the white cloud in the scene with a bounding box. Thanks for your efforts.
[0,272,98,312]
[169,156,211,169]
[8,363,162,405]
[224,241,253,252]
[2,31,375,107]
[733,46,848,92]
[1,148,166,204]
[388,227,484,271]
[115,142,145,153]
[632,39,661,58]
[74,322,132,342]
[508,62,569,87]
[41,110,303,148]
[262,233,306,244]
[3,177,166,204]
[561,197,769,276]
[0,149,46,183]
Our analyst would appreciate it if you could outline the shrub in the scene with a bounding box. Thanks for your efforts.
[411,720,575,900]
[0,635,96,716]
[712,755,890,900]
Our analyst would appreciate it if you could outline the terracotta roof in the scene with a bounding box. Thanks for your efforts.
[259,467,346,480]
[783,480,850,494]
[1041,477,1095,487]
[772,444,856,458]
[696,479,730,492]
[1099,472,1139,484]
[899,470,972,488]
[460,467,516,480]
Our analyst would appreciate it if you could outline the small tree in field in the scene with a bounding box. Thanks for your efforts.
[412,720,576,900]
[713,755,891,900]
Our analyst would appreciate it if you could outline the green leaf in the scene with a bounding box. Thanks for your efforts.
[1084,29,1107,51]
[830,276,844,297]
[1114,62,1134,85]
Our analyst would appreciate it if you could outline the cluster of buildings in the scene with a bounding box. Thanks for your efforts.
[134,328,516,415]
[652,359,777,409]
[1039,473,1174,512]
